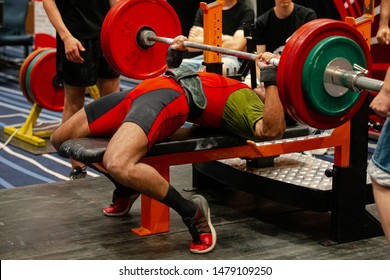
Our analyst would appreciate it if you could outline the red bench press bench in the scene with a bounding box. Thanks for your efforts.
[59,124,310,236]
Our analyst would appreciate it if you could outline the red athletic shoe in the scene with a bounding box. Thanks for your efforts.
[183,195,217,254]
[103,193,140,217]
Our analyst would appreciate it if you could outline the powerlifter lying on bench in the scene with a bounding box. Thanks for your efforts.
[52,35,286,254]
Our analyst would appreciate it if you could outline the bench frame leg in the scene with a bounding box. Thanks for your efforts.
[131,166,170,236]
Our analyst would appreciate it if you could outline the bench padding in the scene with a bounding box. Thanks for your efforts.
[59,124,310,163]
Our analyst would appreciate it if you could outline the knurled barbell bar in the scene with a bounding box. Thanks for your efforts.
[101,0,384,129]
[139,29,259,61]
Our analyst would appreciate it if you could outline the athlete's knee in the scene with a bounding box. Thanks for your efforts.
[50,128,62,151]
[103,153,139,185]
[104,154,120,177]
[103,150,129,175]
[51,110,90,151]
[50,123,74,152]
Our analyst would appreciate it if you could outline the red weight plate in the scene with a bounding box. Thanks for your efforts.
[25,49,55,105]
[100,1,125,74]
[284,20,348,128]
[100,7,112,71]
[281,20,337,125]
[26,50,65,112]
[293,20,370,129]
[281,19,336,126]
[19,48,52,104]
[101,0,182,79]
[278,19,370,129]
[277,19,331,124]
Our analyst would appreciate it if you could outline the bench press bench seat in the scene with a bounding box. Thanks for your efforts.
[59,124,311,163]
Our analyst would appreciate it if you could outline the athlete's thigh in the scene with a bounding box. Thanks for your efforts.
[105,122,149,166]
[124,87,189,148]
[51,108,89,149]
[86,91,131,137]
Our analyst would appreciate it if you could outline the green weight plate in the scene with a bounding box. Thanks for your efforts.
[302,36,366,116]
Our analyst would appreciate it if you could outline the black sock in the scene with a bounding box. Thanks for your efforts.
[161,185,197,219]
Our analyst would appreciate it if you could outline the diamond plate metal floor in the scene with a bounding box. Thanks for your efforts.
[219,152,371,191]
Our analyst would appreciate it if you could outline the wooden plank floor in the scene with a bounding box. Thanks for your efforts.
[1,164,389,260]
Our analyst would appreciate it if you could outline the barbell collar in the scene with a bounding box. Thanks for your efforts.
[326,67,383,94]
[323,58,383,96]
[331,69,366,93]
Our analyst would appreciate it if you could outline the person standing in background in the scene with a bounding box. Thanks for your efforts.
[253,0,315,126]
[42,0,120,179]
[254,0,316,55]
[182,0,255,75]
[367,0,390,246]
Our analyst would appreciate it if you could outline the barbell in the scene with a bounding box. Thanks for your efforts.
[101,0,384,129]
[139,29,383,94]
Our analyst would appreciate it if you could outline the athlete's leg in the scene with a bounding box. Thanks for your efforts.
[103,122,216,253]
[51,107,90,151]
